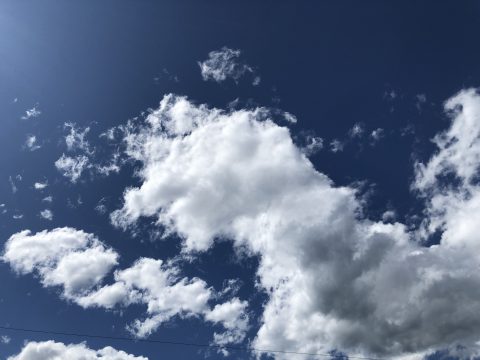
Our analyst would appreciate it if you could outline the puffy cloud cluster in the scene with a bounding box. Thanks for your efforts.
[8,340,147,360]
[111,93,480,359]
[198,47,259,85]
[2,228,248,346]
[3,228,118,298]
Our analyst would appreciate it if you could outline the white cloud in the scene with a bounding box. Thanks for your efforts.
[370,128,384,142]
[55,154,89,183]
[2,228,249,345]
[34,181,47,190]
[64,123,92,153]
[198,47,258,84]
[302,135,323,156]
[416,93,427,111]
[78,258,248,343]
[25,135,41,151]
[381,209,397,223]
[413,89,480,247]
[283,112,297,124]
[2,228,118,298]
[42,195,53,203]
[110,93,480,359]
[21,105,41,120]
[39,209,53,221]
[9,175,19,194]
[8,340,148,360]
[1,335,11,344]
[349,122,364,138]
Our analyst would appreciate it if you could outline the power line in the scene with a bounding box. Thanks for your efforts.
[0,325,386,360]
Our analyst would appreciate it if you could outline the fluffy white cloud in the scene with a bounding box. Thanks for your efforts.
[8,340,147,360]
[2,228,118,297]
[78,258,248,343]
[55,154,89,182]
[2,228,248,346]
[34,181,47,190]
[111,93,480,359]
[198,47,257,84]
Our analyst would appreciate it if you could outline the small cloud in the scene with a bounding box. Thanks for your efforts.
[34,181,48,190]
[370,128,384,143]
[21,105,41,120]
[9,176,19,194]
[1,335,11,344]
[302,135,323,156]
[154,68,180,84]
[330,139,344,153]
[198,47,258,85]
[384,89,397,101]
[382,210,397,223]
[40,209,53,221]
[42,195,53,203]
[55,154,89,183]
[415,93,427,111]
[13,98,18,103]
[95,198,108,214]
[13,214,23,220]
[349,123,364,138]
[64,123,92,153]
[283,112,297,124]
[25,135,41,151]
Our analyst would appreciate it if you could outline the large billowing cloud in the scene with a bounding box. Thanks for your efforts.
[111,92,480,359]
[8,340,147,360]
[2,228,248,347]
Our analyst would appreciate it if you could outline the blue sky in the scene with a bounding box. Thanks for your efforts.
[3,1,480,359]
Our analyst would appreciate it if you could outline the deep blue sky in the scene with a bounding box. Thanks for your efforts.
[2,1,480,359]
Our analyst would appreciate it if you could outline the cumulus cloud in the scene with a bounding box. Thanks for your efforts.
[198,47,258,85]
[55,154,89,182]
[8,340,147,360]
[110,93,480,359]
[3,228,118,298]
[2,228,249,346]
